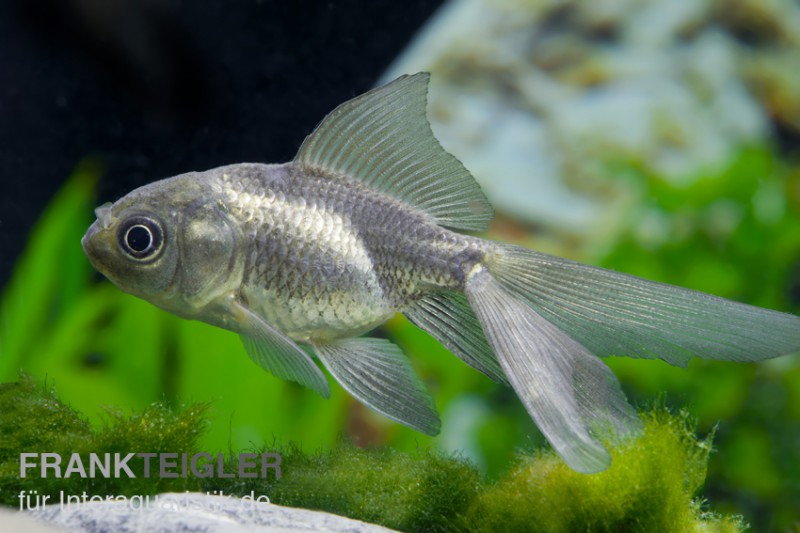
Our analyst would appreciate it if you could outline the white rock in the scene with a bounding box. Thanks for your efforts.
[29,492,398,533]
[0,507,72,533]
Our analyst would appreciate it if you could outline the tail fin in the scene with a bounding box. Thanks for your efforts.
[464,244,800,473]
[489,245,800,366]
[465,266,641,473]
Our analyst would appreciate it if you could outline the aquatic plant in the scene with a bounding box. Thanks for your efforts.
[462,410,744,533]
[0,376,743,532]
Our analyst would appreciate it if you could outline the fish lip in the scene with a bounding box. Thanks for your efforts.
[81,231,93,264]
[82,202,116,266]
[81,231,91,254]
[81,221,101,267]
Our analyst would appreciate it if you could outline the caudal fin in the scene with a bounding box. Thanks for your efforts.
[464,266,641,473]
[489,245,800,366]
[464,243,800,473]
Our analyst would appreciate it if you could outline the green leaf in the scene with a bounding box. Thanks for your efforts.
[0,160,101,379]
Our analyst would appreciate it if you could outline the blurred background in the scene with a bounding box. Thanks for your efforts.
[1,0,799,530]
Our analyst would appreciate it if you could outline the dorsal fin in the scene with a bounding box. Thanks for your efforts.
[294,73,493,231]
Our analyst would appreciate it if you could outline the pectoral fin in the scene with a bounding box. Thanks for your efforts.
[231,299,330,398]
[314,337,440,435]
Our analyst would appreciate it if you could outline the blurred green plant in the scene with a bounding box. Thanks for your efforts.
[1,147,798,530]
[0,376,744,532]
[597,146,800,531]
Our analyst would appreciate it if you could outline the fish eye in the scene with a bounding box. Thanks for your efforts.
[117,216,164,261]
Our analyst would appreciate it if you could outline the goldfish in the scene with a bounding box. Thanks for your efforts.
[82,73,800,473]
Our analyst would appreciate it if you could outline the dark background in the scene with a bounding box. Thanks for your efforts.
[0,0,442,286]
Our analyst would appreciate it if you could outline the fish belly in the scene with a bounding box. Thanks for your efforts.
[241,276,394,344]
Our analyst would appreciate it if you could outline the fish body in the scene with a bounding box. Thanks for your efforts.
[82,73,800,473]
[214,162,483,343]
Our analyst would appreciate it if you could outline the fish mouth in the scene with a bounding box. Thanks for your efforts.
[81,222,99,266]
[82,202,116,267]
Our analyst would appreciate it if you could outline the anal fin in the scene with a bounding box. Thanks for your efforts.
[314,337,440,435]
[405,291,508,385]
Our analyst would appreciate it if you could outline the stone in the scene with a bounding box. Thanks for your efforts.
[28,492,398,533]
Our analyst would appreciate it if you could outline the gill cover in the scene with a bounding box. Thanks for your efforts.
[176,202,242,307]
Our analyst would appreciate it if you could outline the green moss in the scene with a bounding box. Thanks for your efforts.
[462,410,745,532]
[0,376,745,532]
[0,374,208,502]
[212,442,481,532]
[0,376,93,469]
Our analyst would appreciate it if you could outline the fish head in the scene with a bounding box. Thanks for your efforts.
[82,171,244,318]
